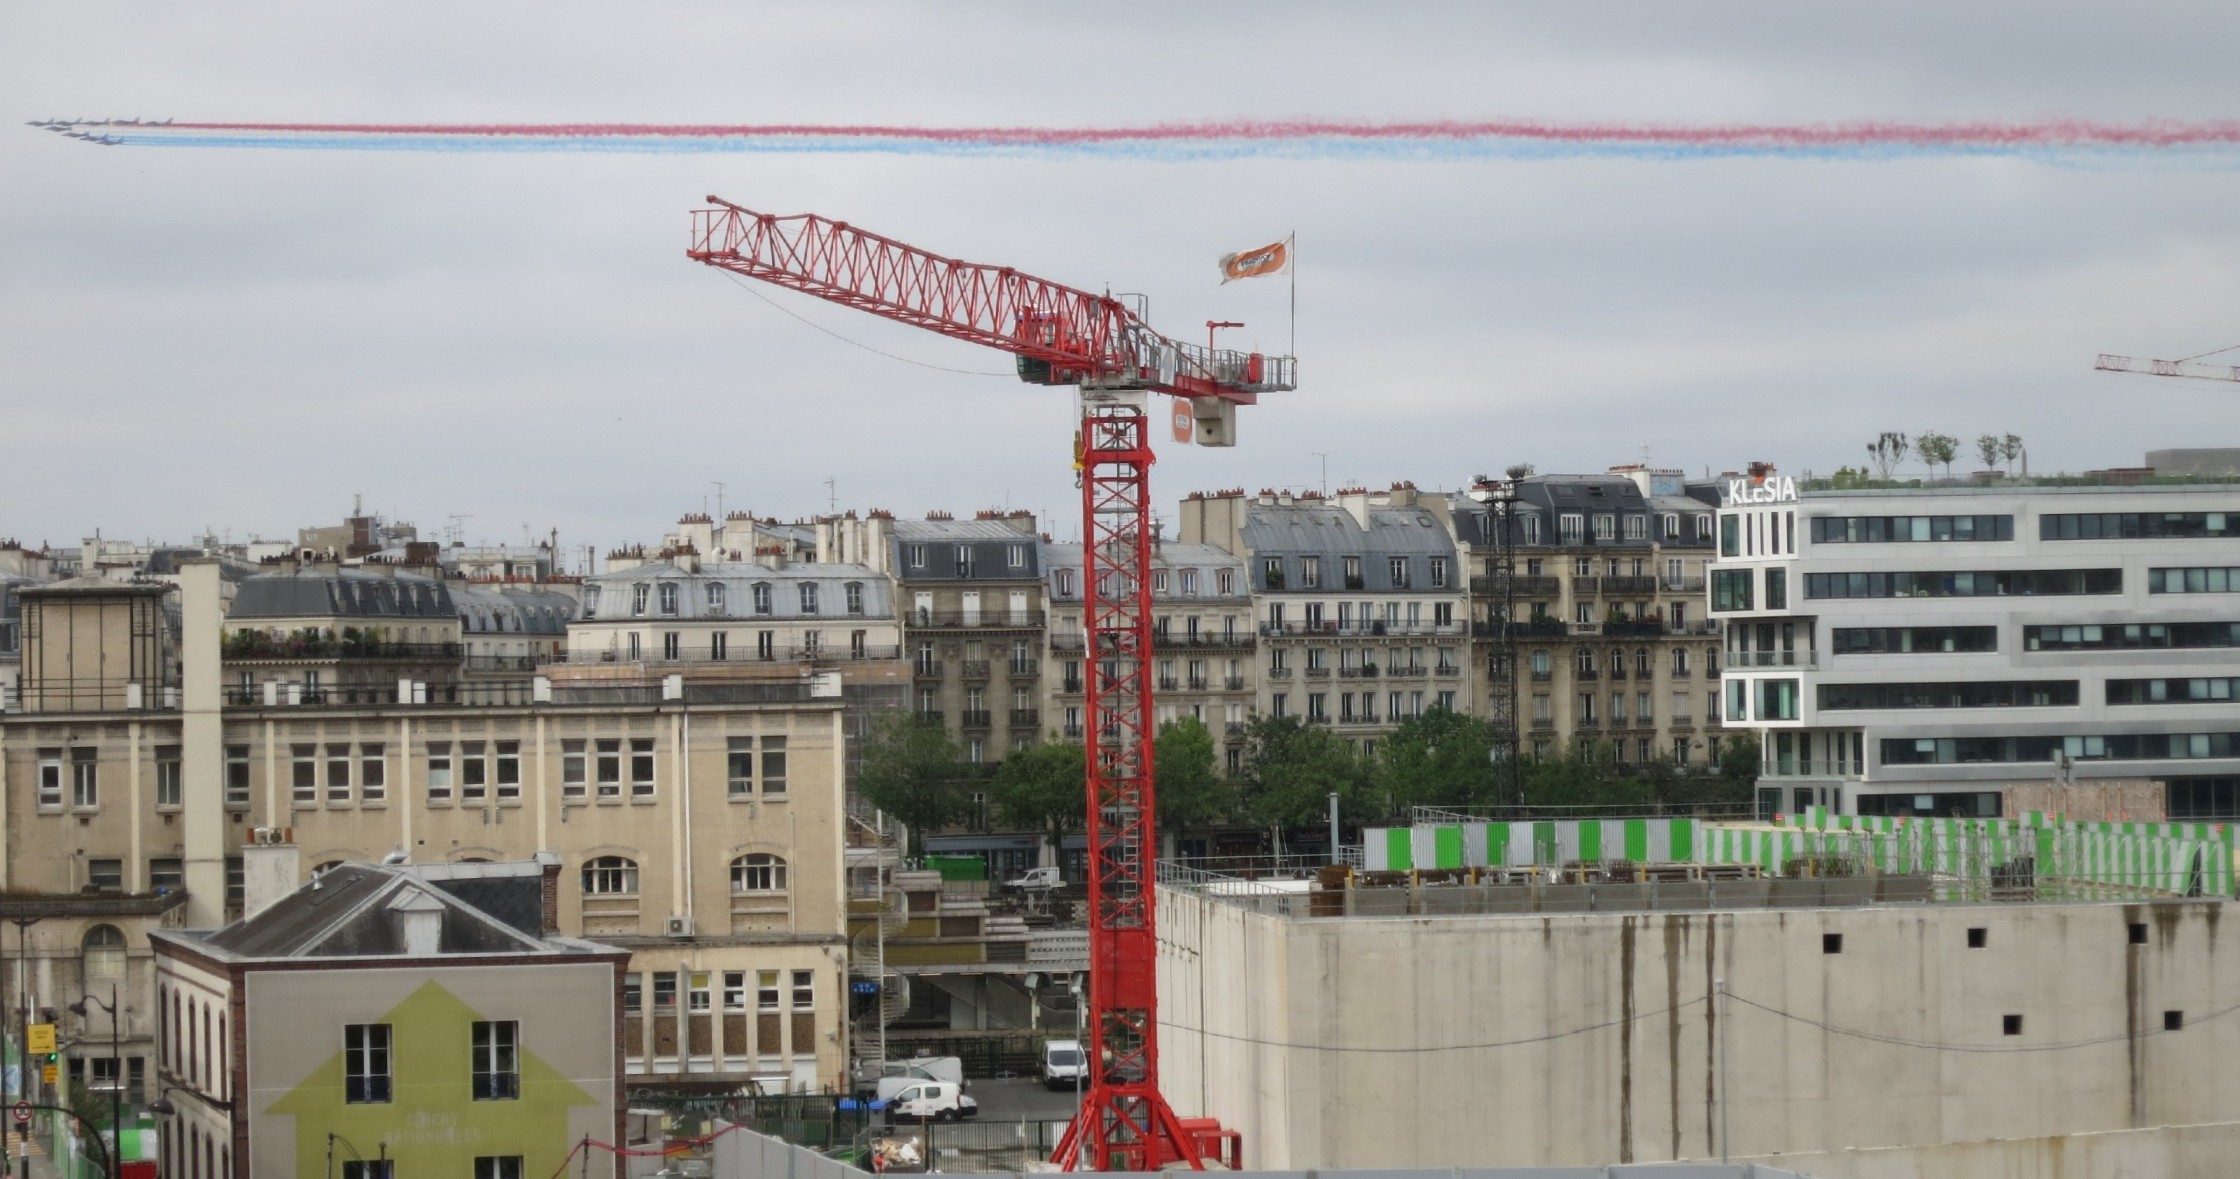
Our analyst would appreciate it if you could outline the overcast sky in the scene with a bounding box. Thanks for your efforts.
[5,3,2237,563]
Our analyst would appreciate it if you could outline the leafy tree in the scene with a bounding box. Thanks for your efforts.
[1976,434,2001,473]
[1237,715,1364,852]
[855,713,967,854]
[1519,740,1652,809]
[1154,716,1233,838]
[1716,732,1763,794]
[1915,431,1960,480]
[989,739,1086,858]
[1368,707,1496,818]
[1865,431,1909,479]
[1999,432,2025,474]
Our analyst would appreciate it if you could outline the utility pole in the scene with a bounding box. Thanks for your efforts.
[1312,451,1331,496]
[1716,976,1730,1162]
[710,480,726,521]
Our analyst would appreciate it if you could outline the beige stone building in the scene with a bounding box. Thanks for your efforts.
[0,562,859,1109]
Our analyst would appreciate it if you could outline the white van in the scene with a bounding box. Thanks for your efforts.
[889,1080,978,1122]
[1042,1039,1086,1091]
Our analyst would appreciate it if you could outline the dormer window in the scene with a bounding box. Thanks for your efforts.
[631,584,650,616]
[658,583,679,616]
[582,585,600,618]
[752,583,773,615]
[706,582,727,615]
[799,583,820,614]
[845,582,864,615]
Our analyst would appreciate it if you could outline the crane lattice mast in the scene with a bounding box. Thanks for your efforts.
[2094,353,2240,383]
[687,200,1295,1171]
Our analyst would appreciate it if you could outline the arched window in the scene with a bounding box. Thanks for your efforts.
[730,854,788,894]
[82,924,126,979]
[581,856,639,895]
[1576,648,1595,675]
[706,582,727,616]
[1635,647,1651,676]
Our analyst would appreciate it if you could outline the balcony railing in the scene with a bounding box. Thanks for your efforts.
[1187,677,1208,690]
[1472,619,1570,639]
[1603,619,1668,638]
[1470,574,1562,596]
[1575,667,1600,681]
[1223,676,1247,690]
[1049,633,1086,653]
[1570,577,1600,596]
[1010,708,1040,727]
[1664,577,1707,594]
[1008,661,1040,677]
[913,661,944,679]
[1157,677,1180,690]
[224,635,462,661]
[1063,723,1085,739]
[1385,665,1428,679]
[1728,650,1819,670]
[1434,666,1460,677]
[959,710,993,729]
[1604,576,1660,595]
[1304,667,1331,678]
[1153,634,1255,650]
[1338,665,1379,679]
[960,660,992,680]
[909,610,1046,629]
[1061,677,1084,694]
[1260,621,1461,639]
[552,645,902,666]
[1266,667,1293,679]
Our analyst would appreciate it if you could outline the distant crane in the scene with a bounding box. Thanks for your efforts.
[686,198,1294,1171]
[2094,352,2240,383]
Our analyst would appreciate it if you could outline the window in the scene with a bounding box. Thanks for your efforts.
[1216,568,1235,595]
[752,582,773,615]
[658,583,679,616]
[630,737,656,797]
[1593,514,1615,541]
[705,581,727,615]
[662,631,680,660]
[793,969,814,1011]
[2041,512,2239,540]
[1261,557,1283,588]
[1007,542,1027,568]
[1560,513,1584,544]
[426,742,453,802]
[1765,568,1787,611]
[345,1024,392,1103]
[2149,566,2240,594]
[284,744,316,805]
[846,581,865,615]
[225,744,251,807]
[72,748,99,808]
[799,582,820,614]
[1811,514,2016,544]
[149,858,183,891]
[359,743,386,803]
[1754,679,1799,721]
[727,737,755,797]
[758,970,781,1012]
[227,855,245,907]
[653,973,678,1010]
[495,740,520,800]
[690,972,711,1012]
[582,585,602,617]
[342,1164,394,1179]
[2165,1010,2185,1031]
[87,859,123,891]
[474,1158,523,1179]
[562,740,587,800]
[1429,557,1449,588]
[2002,1014,2024,1037]
[631,583,650,615]
[324,744,352,804]
[459,740,488,802]
[83,925,126,977]
[955,545,976,577]
[1822,933,1843,954]
[732,854,789,893]
[1832,626,1997,655]
[906,543,927,568]
[761,736,788,795]
[1710,569,1754,613]
[1300,556,1320,589]
[581,856,639,895]
[1822,681,2080,709]
[471,1021,519,1100]
[1719,514,1740,556]
[2024,621,2240,652]
[35,749,62,808]
[1056,569,1076,598]
[151,745,182,808]
[1967,927,1988,949]
[1388,557,1410,588]
[758,631,776,660]
[1804,568,2122,600]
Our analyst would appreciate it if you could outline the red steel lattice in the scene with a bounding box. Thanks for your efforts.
[687,200,1294,1170]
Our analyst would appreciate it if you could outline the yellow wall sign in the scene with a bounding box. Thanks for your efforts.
[39,1066,55,1086]
[24,1025,53,1055]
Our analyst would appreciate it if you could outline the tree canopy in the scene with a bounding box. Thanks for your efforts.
[854,712,968,853]
[988,738,1087,854]
[1154,716,1232,836]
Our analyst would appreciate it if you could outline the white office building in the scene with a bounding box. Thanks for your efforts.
[1711,476,2240,819]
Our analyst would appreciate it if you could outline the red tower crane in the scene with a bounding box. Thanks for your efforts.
[2095,352,2240,383]
[686,198,1296,1171]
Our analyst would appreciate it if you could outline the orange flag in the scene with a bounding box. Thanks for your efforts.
[1218,237,1291,283]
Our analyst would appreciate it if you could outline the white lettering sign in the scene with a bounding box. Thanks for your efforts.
[1724,476,1797,505]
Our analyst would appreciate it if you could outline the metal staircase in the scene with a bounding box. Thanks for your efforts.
[846,800,911,1058]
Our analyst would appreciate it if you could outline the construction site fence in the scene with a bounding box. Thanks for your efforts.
[877,1031,1042,1079]
[1360,812,2234,898]
[1412,802,1759,823]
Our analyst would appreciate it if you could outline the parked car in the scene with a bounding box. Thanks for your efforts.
[1041,1039,1086,1091]
[888,1080,978,1122]
[854,1056,965,1101]
[1004,866,1062,893]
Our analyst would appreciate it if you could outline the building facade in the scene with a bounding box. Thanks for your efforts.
[152,858,627,1179]
[1711,477,2240,818]
[0,561,859,1114]
[891,513,1048,765]
[1179,486,1472,750]
[1453,467,1728,768]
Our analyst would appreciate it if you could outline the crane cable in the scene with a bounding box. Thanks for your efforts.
[715,272,1015,377]
[2171,341,2240,364]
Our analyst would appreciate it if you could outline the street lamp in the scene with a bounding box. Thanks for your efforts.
[66,983,119,1179]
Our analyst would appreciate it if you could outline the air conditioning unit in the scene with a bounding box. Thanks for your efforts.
[664,915,694,938]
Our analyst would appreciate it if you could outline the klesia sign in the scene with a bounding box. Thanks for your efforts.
[1725,475,1798,505]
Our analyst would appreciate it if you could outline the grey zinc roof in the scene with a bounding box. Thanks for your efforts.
[196,863,561,960]
[1042,542,1247,599]
[890,519,1044,582]
[453,584,579,635]
[230,568,456,620]
[1237,503,1457,593]
[579,561,894,621]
